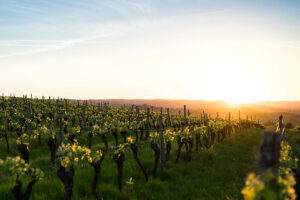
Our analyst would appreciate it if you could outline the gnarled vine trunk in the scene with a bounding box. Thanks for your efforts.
[90,155,105,200]
[57,166,75,200]
[113,152,125,191]
[150,141,160,177]
[47,137,58,165]
[130,143,148,182]
[12,179,37,200]
[101,135,108,153]
[165,141,171,161]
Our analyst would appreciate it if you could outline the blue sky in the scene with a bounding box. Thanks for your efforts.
[0,0,300,101]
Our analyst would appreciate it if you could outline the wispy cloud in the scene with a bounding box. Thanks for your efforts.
[0,34,112,58]
[98,0,152,15]
[0,7,234,59]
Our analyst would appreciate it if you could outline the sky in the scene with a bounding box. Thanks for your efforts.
[0,0,300,102]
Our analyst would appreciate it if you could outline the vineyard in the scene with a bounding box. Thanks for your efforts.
[0,96,298,200]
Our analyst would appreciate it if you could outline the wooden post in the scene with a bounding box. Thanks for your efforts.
[147,108,150,123]
[65,99,68,113]
[259,131,281,176]
[83,106,86,129]
[217,112,219,119]
[136,107,140,125]
[206,114,210,147]
[159,114,165,169]
[279,115,285,140]
[28,101,31,119]
[56,99,59,114]
[167,108,170,126]
[184,105,187,127]
[59,110,64,144]
[146,108,150,139]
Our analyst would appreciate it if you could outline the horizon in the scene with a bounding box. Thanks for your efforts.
[4,93,300,105]
[1,0,300,102]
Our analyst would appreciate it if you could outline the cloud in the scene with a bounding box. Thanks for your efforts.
[0,7,233,59]
[97,0,152,15]
[0,34,112,58]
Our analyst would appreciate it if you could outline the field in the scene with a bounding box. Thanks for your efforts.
[1,0,300,199]
[0,97,266,200]
[0,97,299,200]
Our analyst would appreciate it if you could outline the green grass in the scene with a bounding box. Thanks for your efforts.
[0,129,262,200]
[285,129,300,159]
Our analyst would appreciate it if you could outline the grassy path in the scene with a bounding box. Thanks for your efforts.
[0,129,262,200]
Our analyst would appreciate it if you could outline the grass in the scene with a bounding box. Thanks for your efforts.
[0,129,263,200]
[285,129,300,160]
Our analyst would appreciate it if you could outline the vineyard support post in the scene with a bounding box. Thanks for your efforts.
[259,131,281,177]
[184,105,187,127]
[83,106,86,129]
[56,99,59,114]
[65,99,68,113]
[59,110,64,144]
[28,101,31,119]
[146,108,150,139]
[136,107,140,124]
[206,114,210,147]
[167,108,170,126]
[159,114,165,169]
[279,115,285,140]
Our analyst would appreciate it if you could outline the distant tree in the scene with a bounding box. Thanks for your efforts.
[285,122,294,130]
